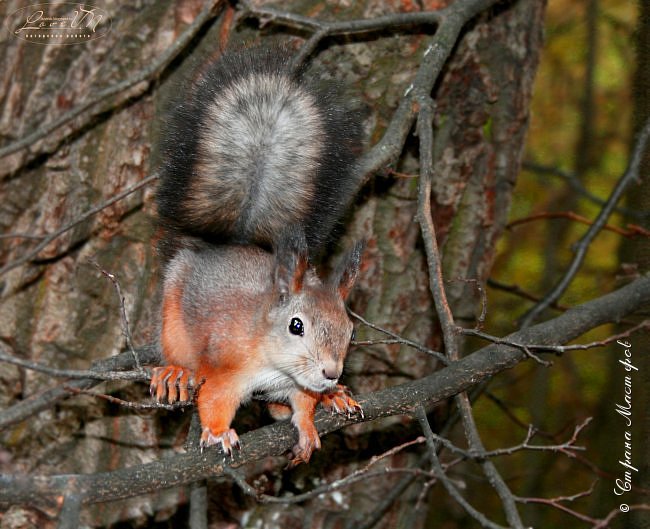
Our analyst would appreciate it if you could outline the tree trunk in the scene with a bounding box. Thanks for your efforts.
[0,0,545,527]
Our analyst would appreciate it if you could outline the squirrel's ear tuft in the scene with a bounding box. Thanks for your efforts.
[274,228,309,300]
[331,240,364,301]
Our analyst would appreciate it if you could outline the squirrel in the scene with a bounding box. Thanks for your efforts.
[150,45,364,466]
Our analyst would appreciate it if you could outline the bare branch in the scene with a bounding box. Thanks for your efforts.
[0,342,149,382]
[520,115,650,327]
[522,161,650,221]
[355,0,502,183]
[462,319,650,358]
[0,345,158,431]
[0,274,649,509]
[0,1,225,166]
[508,210,650,238]
[416,418,589,461]
[515,482,599,525]
[87,260,143,372]
[349,309,448,364]
[231,437,427,504]
[0,172,158,278]
[416,406,507,529]
[241,1,445,35]
[593,504,650,529]
[416,94,459,357]
[415,88,524,527]
[63,386,191,412]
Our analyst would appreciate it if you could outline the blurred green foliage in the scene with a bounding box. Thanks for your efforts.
[471,1,639,526]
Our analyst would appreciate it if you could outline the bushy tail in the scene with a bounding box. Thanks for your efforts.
[156,45,362,256]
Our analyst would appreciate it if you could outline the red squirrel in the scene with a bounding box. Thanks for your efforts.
[150,45,364,465]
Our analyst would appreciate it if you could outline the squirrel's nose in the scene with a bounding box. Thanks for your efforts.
[322,364,340,381]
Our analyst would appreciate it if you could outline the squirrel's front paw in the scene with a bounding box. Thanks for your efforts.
[200,427,240,455]
[321,384,364,418]
[150,365,195,403]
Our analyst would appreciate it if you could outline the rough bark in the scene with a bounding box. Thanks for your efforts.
[0,0,546,527]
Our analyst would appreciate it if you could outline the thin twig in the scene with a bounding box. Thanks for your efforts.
[349,309,448,364]
[416,418,588,461]
[0,342,149,382]
[520,116,650,327]
[522,161,649,221]
[88,260,142,372]
[552,320,650,352]
[460,329,552,366]
[462,318,650,358]
[593,504,650,529]
[231,437,427,504]
[507,210,650,238]
[0,344,159,431]
[416,94,459,356]
[485,418,590,459]
[487,278,570,311]
[63,386,191,411]
[0,1,224,163]
[416,406,507,529]
[0,172,158,277]
[415,92,524,528]
[514,482,599,525]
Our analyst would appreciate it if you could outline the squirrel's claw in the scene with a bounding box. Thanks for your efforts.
[321,384,364,419]
[150,366,194,403]
[200,427,240,456]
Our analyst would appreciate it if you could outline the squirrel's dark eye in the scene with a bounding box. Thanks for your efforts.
[351,329,356,342]
[289,317,304,336]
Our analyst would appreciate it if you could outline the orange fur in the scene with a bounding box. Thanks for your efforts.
[291,254,308,292]
[161,283,197,371]
[267,402,292,420]
[196,363,242,438]
[287,390,321,465]
[193,320,267,448]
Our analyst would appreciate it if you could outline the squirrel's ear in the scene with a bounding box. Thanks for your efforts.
[331,240,364,301]
[274,228,309,300]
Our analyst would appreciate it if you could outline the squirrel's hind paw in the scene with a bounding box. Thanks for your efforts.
[150,365,194,403]
[321,385,364,419]
[200,427,240,455]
